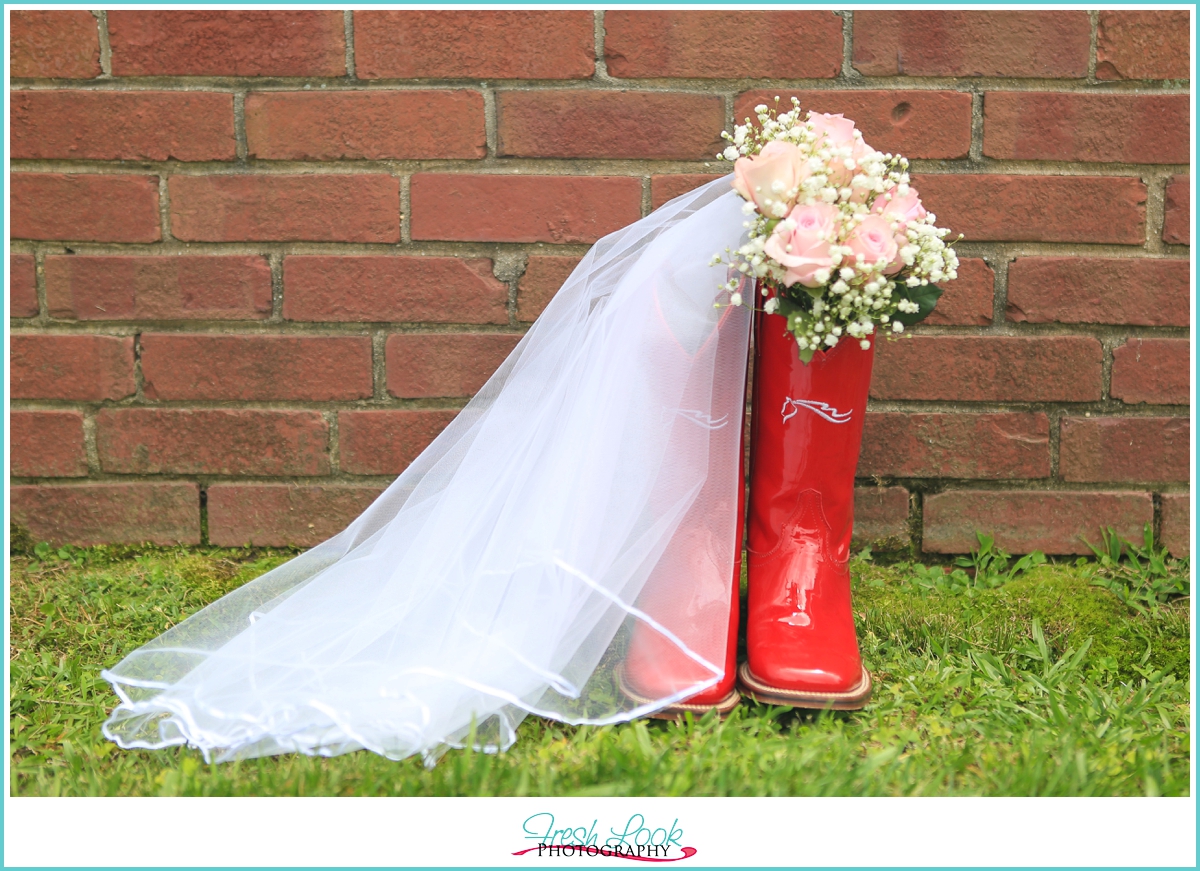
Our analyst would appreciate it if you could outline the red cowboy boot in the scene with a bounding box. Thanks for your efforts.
[737,308,874,710]
[620,286,749,719]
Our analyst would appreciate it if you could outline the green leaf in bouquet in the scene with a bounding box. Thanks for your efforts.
[892,283,943,326]
[796,345,816,364]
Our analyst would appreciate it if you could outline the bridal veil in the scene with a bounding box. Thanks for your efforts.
[102,177,751,764]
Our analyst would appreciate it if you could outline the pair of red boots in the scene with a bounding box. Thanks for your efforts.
[623,308,875,716]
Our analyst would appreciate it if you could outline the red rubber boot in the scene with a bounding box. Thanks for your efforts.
[737,309,874,710]
[620,289,749,720]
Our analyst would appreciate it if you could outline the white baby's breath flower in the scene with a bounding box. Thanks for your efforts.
[763,297,779,314]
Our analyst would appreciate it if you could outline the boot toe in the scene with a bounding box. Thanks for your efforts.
[749,652,863,694]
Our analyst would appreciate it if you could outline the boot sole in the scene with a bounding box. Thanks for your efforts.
[618,667,741,721]
[737,662,872,711]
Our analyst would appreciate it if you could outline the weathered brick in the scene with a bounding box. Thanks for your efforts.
[411,175,641,244]
[1006,258,1189,326]
[650,174,725,210]
[11,11,101,79]
[354,11,594,79]
[246,90,485,161]
[339,409,458,475]
[859,413,1050,480]
[169,175,400,243]
[1111,339,1190,406]
[10,411,87,478]
[497,91,724,160]
[11,483,200,546]
[108,11,345,77]
[1097,11,1191,81]
[10,255,39,318]
[984,92,1188,164]
[45,256,272,321]
[924,490,1152,555]
[517,256,582,322]
[208,484,385,547]
[923,258,993,326]
[1160,493,1190,557]
[97,409,330,476]
[735,90,972,160]
[912,174,1146,245]
[605,11,842,79]
[140,334,372,401]
[852,486,910,547]
[11,91,236,162]
[11,334,135,400]
[11,174,161,243]
[1060,417,1189,484]
[386,333,522,398]
[854,11,1090,78]
[284,256,507,324]
[1163,176,1190,246]
[872,336,1103,402]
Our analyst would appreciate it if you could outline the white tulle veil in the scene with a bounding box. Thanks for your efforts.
[102,177,751,764]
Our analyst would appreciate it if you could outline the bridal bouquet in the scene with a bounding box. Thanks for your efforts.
[716,98,959,362]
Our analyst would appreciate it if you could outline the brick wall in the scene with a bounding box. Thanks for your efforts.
[9,9,1192,556]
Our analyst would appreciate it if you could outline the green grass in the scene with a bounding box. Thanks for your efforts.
[8,539,1191,797]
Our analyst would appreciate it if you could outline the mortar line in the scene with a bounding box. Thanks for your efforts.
[1088,10,1100,83]
[344,10,357,80]
[93,11,113,78]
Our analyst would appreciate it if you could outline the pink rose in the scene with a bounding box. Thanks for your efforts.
[844,215,899,273]
[808,112,869,187]
[872,188,927,225]
[871,188,927,273]
[731,141,810,218]
[764,203,838,288]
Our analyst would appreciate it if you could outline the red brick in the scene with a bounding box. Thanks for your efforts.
[284,256,507,324]
[387,333,521,398]
[923,258,992,327]
[208,484,385,548]
[1006,258,1189,327]
[11,483,199,547]
[924,490,1152,556]
[411,175,641,244]
[1060,417,1189,484]
[1163,176,1190,246]
[45,256,272,321]
[169,175,400,243]
[859,412,1050,480]
[605,11,842,79]
[11,91,235,162]
[517,256,582,321]
[97,409,329,476]
[10,255,39,318]
[984,92,1188,164]
[498,91,724,160]
[11,174,161,243]
[339,409,458,475]
[11,334,134,401]
[246,90,485,161]
[872,336,1103,403]
[140,334,372,401]
[736,90,972,160]
[10,411,87,478]
[108,11,345,77]
[1160,494,1190,557]
[354,11,594,79]
[911,174,1146,245]
[1097,11,1191,81]
[852,486,911,546]
[853,11,1090,78]
[650,174,725,210]
[11,11,100,79]
[1111,339,1190,407]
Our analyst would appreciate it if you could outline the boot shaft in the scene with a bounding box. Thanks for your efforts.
[748,312,875,562]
